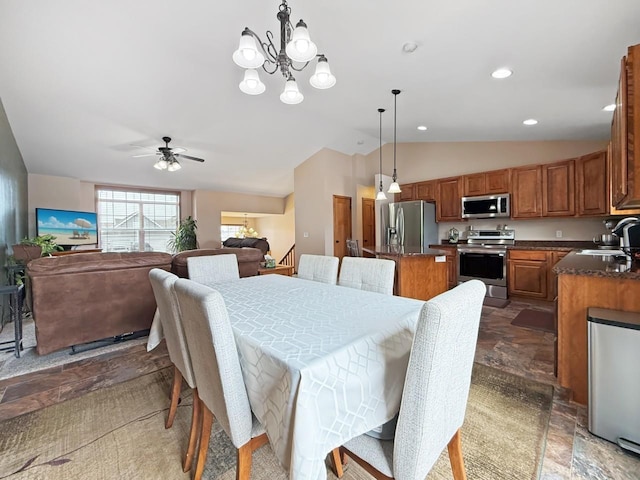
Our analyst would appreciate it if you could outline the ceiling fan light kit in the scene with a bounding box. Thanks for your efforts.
[137,136,205,172]
[232,1,335,104]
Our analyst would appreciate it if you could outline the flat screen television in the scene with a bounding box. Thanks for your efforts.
[36,208,98,247]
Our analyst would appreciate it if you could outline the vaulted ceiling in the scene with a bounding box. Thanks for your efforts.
[1,0,639,197]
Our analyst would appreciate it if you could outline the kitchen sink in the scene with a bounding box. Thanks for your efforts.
[576,249,626,256]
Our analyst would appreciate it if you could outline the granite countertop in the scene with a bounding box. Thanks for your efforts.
[431,240,594,251]
[363,245,448,257]
[553,251,640,279]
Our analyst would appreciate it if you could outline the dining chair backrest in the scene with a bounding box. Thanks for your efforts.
[346,239,361,257]
[148,268,196,388]
[393,279,486,479]
[297,254,339,285]
[173,278,253,448]
[187,254,240,286]
[338,257,396,295]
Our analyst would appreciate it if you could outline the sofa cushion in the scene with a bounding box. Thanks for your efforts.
[171,247,263,279]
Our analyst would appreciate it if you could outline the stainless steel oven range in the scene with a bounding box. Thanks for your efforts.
[457,229,515,299]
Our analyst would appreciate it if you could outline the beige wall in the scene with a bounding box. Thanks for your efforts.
[193,190,286,249]
[293,149,371,263]
[255,193,295,263]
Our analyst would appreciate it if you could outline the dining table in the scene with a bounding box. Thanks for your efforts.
[147,274,425,480]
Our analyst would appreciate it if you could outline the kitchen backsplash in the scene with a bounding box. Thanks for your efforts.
[438,217,615,241]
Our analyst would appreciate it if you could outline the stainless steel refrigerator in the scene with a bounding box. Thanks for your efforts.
[381,200,438,249]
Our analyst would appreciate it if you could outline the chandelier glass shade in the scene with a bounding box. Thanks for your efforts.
[154,155,182,172]
[232,1,335,104]
[388,89,402,194]
[235,214,259,238]
[376,108,387,201]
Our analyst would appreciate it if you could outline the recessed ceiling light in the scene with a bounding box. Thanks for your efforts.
[417,125,428,131]
[491,68,513,79]
[402,42,418,53]
[523,119,538,126]
[602,104,616,112]
[356,140,364,145]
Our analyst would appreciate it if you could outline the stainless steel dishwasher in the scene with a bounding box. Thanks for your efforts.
[588,307,640,455]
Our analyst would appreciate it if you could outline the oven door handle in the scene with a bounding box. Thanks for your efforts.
[458,248,506,256]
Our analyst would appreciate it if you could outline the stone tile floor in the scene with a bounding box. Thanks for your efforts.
[1,298,639,478]
[476,298,640,479]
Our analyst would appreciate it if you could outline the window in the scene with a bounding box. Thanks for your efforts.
[220,224,243,242]
[96,187,180,253]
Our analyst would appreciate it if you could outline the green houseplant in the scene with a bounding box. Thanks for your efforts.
[12,234,64,262]
[167,216,198,253]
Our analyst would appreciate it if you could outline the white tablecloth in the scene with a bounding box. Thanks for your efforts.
[148,275,424,480]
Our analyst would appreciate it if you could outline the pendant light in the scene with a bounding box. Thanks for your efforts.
[375,108,387,201]
[388,89,402,194]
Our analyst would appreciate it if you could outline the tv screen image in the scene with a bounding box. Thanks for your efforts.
[36,208,98,246]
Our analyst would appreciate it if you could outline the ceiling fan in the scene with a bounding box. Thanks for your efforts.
[132,136,205,171]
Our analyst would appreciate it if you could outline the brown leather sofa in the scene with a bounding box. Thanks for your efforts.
[171,247,264,278]
[27,252,172,355]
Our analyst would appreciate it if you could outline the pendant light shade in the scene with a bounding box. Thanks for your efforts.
[388,89,402,194]
[280,76,304,104]
[376,108,387,201]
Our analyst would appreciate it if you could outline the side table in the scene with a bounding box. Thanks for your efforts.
[258,264,294,276]
[0,284,24,358]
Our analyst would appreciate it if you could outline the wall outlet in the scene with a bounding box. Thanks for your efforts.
[556,230,562,238]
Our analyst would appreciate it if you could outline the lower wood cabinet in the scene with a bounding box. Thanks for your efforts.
[508,250,548,299]
[432,245,458,289]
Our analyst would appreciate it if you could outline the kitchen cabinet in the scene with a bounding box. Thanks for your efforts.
[396,183,415,202]
[610,44,640,209]
[507,250,548,299]
[576,151,608,216]
[463,169,510,196]
[548,251,569,300]
[542,160,575,217]
[511,166,543,218]
[415,180,436,201]
[607,143,640,215]
[436,176,463,221]
[433,244,457,289]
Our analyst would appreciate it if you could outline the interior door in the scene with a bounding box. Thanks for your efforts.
[362,198,375,256]
[333,195,352,260]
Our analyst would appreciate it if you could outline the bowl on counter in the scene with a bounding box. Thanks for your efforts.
[593,234,619,248]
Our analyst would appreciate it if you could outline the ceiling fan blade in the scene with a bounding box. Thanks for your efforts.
[132,152,160,158]
[176,154,205,163]
[172,147,187,154]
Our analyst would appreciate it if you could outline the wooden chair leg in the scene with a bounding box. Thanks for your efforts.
[329,448,344,478]
[166,364,182,429]
[447,429,467,480]
[236,443,253,480]
[182,388,201,472]
[193,402,214,480]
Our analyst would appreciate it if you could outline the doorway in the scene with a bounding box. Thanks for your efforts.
[333,195,352,259]
[362,198,375,257]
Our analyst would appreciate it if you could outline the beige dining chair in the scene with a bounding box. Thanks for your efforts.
[331,279,486,480]
[338,257,396,295]
[186,253,240,286]
[297,254,340,284]
[148,268,200,472]
[173,278,268,480]
[346,239,361,257]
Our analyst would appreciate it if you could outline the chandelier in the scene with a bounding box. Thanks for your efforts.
[232,1,336,104]
[235,214,260,238]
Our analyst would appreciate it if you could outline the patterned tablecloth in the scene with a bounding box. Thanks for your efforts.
[148,274,424,480]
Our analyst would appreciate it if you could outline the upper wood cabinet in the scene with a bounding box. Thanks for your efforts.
[463,169,510,196]
[511,165,542,218]
[611,43,640,209]
[436,176,463,221]
[415,180,436,201]
[576,150,608,216]
[396,183,415,202]
[542,160,575,217]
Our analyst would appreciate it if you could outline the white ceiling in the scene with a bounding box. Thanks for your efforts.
[1,0,639,198]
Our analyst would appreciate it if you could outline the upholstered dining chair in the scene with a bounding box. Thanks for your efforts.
[296,254,340,284]
[186,253,240,286]
[330,279,486,480]
[338,257,396,295]
[173,278,269,480]
[346,239,361,257]
[148,268,200,472]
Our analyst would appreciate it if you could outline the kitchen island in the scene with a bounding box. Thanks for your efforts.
[554,251,640,405]
[363,246,449,301]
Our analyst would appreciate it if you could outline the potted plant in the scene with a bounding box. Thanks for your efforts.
[12,234,64,262]
[167,216,198,253]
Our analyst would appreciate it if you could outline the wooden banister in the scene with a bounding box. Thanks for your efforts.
[279,244,296,272]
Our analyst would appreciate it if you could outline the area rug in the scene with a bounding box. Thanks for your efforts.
[0,363,553,479]
[0,316,149,381]
[511,308,555,333]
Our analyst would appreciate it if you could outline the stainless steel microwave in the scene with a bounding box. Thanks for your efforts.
[461,194,510,219]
